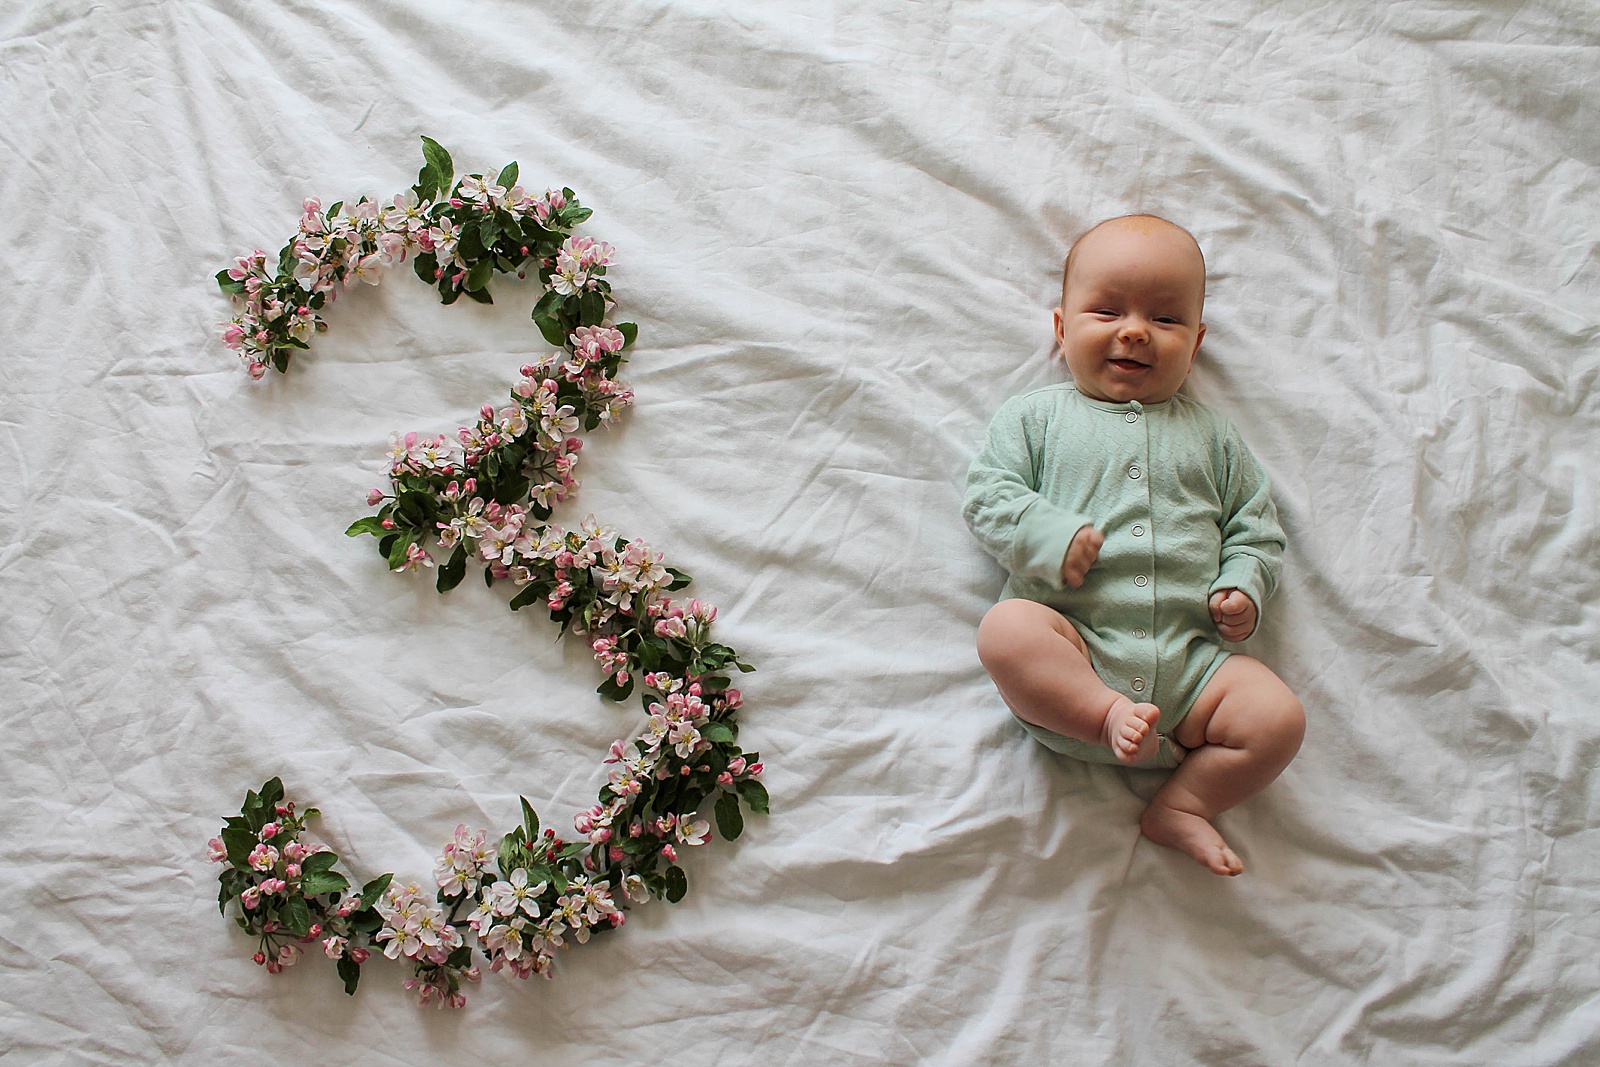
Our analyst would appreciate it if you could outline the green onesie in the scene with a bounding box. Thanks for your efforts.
[964,384,1285,768]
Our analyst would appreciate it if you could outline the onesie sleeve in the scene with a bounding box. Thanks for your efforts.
[962,395,1094,590]
[1209,419,1286,620]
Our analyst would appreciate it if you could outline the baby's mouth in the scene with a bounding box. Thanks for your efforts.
[1108,358,1149,372]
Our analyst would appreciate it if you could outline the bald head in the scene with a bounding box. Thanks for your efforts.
[1061,215,1205,311]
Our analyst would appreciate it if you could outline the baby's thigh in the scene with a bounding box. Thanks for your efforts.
[1172,655,1304,750]
[976,598,1089,664]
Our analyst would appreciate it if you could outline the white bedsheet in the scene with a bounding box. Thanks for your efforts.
[3,1,1597,1063]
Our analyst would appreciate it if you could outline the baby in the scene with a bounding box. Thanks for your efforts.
[963,215,1304,876]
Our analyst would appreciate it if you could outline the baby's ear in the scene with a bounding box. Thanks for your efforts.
[1052,307,1067,350]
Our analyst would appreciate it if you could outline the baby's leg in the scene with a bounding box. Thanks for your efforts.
[977,599,1161,764]
[1139,656,1305,876]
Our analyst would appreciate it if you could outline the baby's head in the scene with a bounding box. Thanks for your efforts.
[1053,215,1207,405]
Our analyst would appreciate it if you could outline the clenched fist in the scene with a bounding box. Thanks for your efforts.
[1208,588,1258,641]
[1060,526,1104,588]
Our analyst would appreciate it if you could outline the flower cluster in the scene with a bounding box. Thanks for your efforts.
[209,778,392,993]
[216,136,601,380]
[213,141,767,1008]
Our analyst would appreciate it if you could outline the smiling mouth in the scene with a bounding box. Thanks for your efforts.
[1108,358,1148,371]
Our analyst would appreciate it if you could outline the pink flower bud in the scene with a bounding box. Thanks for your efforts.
[253,951,267,966]
[366,489,384,506]
[520,364,536,377]
[450,197,464,208]
[350,947,370,964]
[284,863,301,879]
[480,404,495,420]
[728,757,746,776]
[609,845,624,862]
[259,822,280,840]
[718,772,733,785]
[307,923,321,938]
[381,519,395,529]
[680,765,690,776]
[662,845,678,862]
[748,763,764,776]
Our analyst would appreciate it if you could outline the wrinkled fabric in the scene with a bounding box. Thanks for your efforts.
[2,1,1597,1064]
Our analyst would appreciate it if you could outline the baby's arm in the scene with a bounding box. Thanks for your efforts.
[963,397,1096,588]
[1208,421,1286,640]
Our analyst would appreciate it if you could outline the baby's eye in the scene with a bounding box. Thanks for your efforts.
[1091,308,1117,317]
[1155,316,1180,325]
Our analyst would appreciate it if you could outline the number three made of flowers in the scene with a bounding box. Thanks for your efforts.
[208,138,767,1009]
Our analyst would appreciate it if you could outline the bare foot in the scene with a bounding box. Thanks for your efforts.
[1139,803,1244,876]
[1100,697,1162,764]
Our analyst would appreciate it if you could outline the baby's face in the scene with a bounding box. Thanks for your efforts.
[1053,218,1207,405]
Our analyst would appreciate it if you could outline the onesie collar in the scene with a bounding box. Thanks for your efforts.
[1069,388,1175,413]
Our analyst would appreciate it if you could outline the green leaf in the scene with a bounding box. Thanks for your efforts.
[464,284,494,305]
[220,827,256,870]
[299,870,349,896]
[218,868,247,913]
[533,311,568,348]
[302,850,338,875]
[663,864,688,904]
[413,251,439,284]
[497,161,519,188]
[282,895,312,936]
[216,269,246,295]
[532,288,561,316]
[458,222,485,261]
[420,136,453,198]
[275,243,296,281]
[665,567,693,591]
[436,543,467,593]
[702,721,735,745]
[446,945,474,969]
[478,214,500,249]
[714,791,744,841]
[736,778,770,815]
[498,830,523,878]
[345,516,387,538]
[359,873,393,911]
[259,778,284,810]
[508,583,543,611]
[520,797,540,841]
[566,206,594,226]
[578,289,605,326]
[617,322,638,348]
[596,674,635,702]
[387,532,417,571]
[397,490,434,526]
[337,955,361,996]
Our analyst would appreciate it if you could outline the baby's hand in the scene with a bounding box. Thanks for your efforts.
[1061,526,1103,589]
[1209,588,1258,641]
